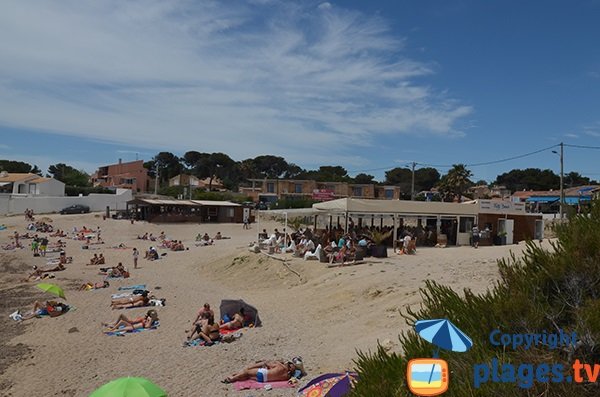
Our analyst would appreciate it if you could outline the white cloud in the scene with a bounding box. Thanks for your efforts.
[565,133,579,139]
[0,1,471,165]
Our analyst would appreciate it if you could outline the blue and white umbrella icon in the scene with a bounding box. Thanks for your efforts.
[415,319,473,353]
[414,319,473,386]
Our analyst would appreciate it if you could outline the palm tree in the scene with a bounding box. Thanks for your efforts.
[438,164,473,202]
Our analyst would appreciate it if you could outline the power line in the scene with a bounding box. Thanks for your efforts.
[349,144,560,173]
[564,143,600,150]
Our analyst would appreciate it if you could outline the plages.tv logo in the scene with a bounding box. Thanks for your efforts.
[406,319,473,396]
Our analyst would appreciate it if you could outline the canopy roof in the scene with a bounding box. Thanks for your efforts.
[128,198,242,207]
[312,198,478,216]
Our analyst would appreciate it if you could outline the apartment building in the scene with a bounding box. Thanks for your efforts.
[240,179,401,203]
[91,159,152,193]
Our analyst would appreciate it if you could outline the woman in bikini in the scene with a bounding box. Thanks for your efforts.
[189,312,221,344]
[110,292,150,309]
[103,310,158,332]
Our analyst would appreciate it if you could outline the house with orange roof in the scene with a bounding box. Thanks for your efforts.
[0,172,65,196]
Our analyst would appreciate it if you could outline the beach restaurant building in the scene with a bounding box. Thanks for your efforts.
[126,198,247,223]
[310,198,543,247]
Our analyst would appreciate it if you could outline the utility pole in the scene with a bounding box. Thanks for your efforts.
[411,162,416,201]
[559,142,564,219]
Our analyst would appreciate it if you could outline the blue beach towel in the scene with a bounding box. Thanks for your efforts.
[118,284,146,291]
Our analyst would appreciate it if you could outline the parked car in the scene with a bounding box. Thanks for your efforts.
[60,204,90,214]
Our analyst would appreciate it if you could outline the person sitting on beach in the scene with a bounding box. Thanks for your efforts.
[103,309,158,332]
[190,312,221,345]
[145,247,159,260]
[18,300,68,321]
[222,359,297,384]
[138,232,148,240]
[88,254,99,265]
[171,240,185,251]
[159,231,166,240]
[101,262,129,278]
[110,291,150,309]
[97,253,105,264]
[220,307,245,330]
[187,303,214,339]
[79,281,110,291]
[214,232,222,240]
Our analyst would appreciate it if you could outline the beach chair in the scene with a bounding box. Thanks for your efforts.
[304,244,322,260]
[285,240,296,253]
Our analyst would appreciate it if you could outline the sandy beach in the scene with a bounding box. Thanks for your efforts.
[0,212,551,396]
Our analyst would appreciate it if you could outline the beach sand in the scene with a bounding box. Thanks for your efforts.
[0,213,551,396]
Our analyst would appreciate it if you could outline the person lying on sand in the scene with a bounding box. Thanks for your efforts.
[23,264,65,281]
[110,291,150,309]
[17,300,68,321]
[222,359,297,384]
[220,307,245,330]
[79,281,110,291]
[103,309,158,332]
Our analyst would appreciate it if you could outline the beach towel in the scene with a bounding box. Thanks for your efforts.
[118,284,146,291]
[233,380,296,391]
[183,339,221,347]
[105,321,159,336]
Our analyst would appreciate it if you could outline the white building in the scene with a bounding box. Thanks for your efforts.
[0,172,65,196]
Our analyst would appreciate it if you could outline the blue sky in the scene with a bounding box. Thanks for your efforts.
[1,0,599,183]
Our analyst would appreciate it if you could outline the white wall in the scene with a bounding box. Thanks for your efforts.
[37,179,65,196]
[0,189,132,216]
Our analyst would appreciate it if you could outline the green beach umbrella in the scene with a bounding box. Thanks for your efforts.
[36,283,66,299]
[89,377,167,397]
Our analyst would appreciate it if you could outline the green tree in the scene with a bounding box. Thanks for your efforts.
[564,171,593,187]
[252,155,290,178]
[303,166,350,182]
[47,163,90,187]
[354,173,375,184]
[437,164,473,201]
[495,168,559,192]
[385,167,440,194]
[0,160,42,175]
[148,152,183,187]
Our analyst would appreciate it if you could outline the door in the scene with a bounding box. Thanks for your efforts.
[534,220,544,240]
[498,219,514,245]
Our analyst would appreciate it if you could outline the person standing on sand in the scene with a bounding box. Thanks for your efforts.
[472,224,480,249]
[133,248,139,269]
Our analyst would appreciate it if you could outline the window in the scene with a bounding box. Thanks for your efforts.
[267,182,275,193]
[295,183,303,193]
[352,187,363,197]
[208,207,218,217]
[227,208,234,217]
[385,189,394,199]
[459,217,475,233]
[28,183,37,194]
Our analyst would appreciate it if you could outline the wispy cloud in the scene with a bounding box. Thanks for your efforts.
[565,133,579,139]
[0,1,471,164]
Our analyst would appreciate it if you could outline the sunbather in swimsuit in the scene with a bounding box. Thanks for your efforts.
[103,310,158,332]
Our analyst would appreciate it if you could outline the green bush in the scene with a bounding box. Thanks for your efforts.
[271,197,317,209]
[350,202,600,396]
[65,186,114,196]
